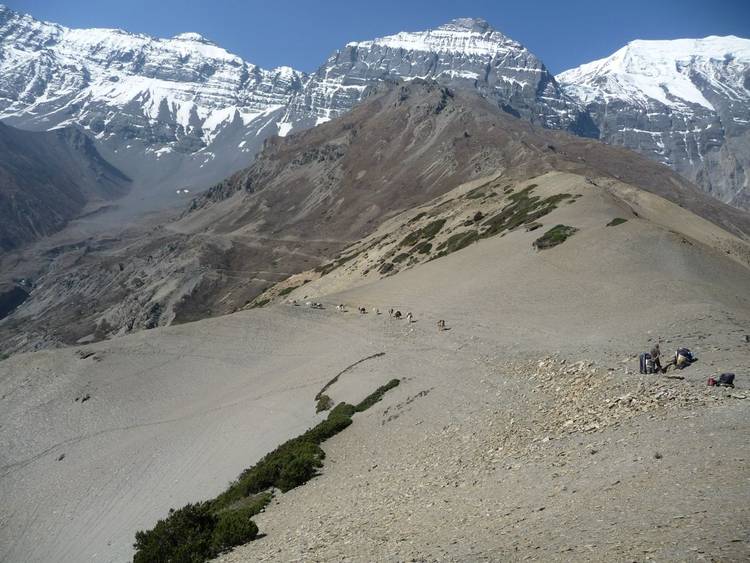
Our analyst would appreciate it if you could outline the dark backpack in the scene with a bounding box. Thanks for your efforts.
[639,352,653,374]
[718,373,735,387]
[677,348,694,362]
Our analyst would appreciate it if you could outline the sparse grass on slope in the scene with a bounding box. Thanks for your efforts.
[607,217,628,227]
[133,379,400,563]
[533,225,579,250]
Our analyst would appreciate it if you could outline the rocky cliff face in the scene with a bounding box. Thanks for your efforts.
[557,36,750,209]
[287,18,596,137]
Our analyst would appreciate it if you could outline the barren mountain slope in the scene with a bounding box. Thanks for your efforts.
[1,81,748,356]
[0,122,130,252]
[2,165,748,563]
[218,165,750,562]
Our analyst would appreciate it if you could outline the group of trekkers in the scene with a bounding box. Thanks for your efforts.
[640,342,736,388]
[641,343,695,374]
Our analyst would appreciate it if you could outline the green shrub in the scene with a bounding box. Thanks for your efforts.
[211,509,259,553]
[399,231,422,247]
[392,253,410,263]
[533,225,578,250]
[0,352,8,361]
[399,219,446,247]
[133,502,217,563]
[408,212,427,223]
[606,217,628,227]
[416,242,432,254]
[421,219,446,238]
[481,187,570,239]
[315,394,333,412]
[378,262,394,275]
[465,185,487,199]
[135,380,400,563]
[277,285,299,297]
[250,298,270,309]
[355,379,400,412]
[437,230,478,255]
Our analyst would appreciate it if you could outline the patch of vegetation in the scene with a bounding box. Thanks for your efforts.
[525,222,543,232]
[435,230,479,258]
[399,231,422,247]
[421,219,447,238]
[314,245,369,276]
[408,212,428,224]
[465,186,487,199]
[277,285,300,297]
[415,242,432,254]
[399,219,447,248]
[533,225,579,250]
[378,262,394,275]
[354,379,400,412]
[133,499,263,563]
[606,217,628,227]
[315,394,334,413]
[392,253,410,264]
[135,380,399,563]
[250,298,270,309]
[481,187,571,239]
[0,352,8,361]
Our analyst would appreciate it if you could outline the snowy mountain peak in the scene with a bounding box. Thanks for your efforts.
[557,35,750,208]
[557,35,750,110]
[172,31,213,44]
[438,17,493,33]
[346,18,520,56]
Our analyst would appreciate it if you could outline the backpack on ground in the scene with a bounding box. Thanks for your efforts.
[718,373,735,387]
[639,352,653,374]
[676,348,694,362]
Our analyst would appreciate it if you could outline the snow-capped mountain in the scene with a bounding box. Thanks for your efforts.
[558,36,750,208]
[292,18,596,136]
[0,7,593,207]
[2,3,749,211]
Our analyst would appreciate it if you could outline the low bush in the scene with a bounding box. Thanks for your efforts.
[277,285,299,297]
[134,380,400,563]
[533,225,578,250]
[481,187,571,239]
[354,379,400,412]
[133,502,217,563]
[378,262,394,275]
[399,219,446,247]
[211,508,259,553]
[315,394,333,412]
[606,217,628,227]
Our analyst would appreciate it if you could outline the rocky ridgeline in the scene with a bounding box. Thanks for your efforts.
[3,5,747,206]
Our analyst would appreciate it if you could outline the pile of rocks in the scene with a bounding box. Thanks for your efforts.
[528,357,720,435]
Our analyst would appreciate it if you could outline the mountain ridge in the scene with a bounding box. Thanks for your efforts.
[558,35,750,208]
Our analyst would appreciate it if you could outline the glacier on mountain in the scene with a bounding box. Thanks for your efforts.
[558,35,750,208]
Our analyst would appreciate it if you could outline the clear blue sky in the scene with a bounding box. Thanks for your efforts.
[6,0,750,73]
